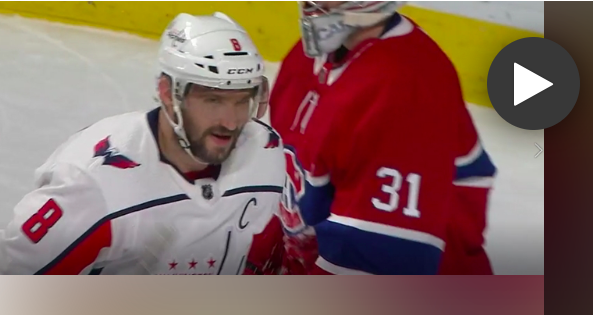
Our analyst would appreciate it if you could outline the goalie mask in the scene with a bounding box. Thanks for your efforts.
[299,1,405,57]
[156,12,269,165]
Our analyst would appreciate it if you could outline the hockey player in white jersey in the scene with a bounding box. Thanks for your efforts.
[0,12,286,275]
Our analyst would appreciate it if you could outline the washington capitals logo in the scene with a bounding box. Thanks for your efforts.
[252,118,280,149]
[93,136,141,169]
[265,129,280,149]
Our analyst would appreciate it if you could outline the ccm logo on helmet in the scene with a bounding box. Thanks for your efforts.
[227,68,254,75]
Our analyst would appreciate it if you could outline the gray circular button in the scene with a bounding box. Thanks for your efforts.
[487,37,580,130]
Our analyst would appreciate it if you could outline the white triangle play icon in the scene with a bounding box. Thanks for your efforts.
[514,63,553,106]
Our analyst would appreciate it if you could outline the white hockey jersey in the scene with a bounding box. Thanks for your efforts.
[0,107,285,275]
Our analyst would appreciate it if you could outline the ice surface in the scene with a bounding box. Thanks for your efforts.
[0,15,543,274]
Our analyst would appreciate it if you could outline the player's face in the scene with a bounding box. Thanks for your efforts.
[182,85,254,164]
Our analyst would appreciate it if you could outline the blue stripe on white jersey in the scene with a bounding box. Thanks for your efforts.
[314,215,444,275]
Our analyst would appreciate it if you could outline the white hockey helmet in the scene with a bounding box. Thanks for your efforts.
[298,1,406,57]
[156,12,269,163]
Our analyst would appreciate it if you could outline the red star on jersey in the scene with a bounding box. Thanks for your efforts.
[207,258,216,268]
[169,260,178,270]
[188,259,198,269]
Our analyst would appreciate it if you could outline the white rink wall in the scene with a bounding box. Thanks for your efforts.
[410,1,544,33]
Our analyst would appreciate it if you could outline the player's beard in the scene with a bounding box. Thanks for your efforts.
[183,115,242,165]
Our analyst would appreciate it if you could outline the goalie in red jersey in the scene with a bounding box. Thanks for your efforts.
[268,1,497,275]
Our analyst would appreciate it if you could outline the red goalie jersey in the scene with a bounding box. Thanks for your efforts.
[269,14,497,275]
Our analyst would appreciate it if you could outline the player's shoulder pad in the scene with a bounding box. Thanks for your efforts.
[287,39,305,61]
[221,118,285,188]
[280,39,313,72]
[355,16,431,74]
[36,111,151,179]
[373,15,453,73]
[250,118,282,151]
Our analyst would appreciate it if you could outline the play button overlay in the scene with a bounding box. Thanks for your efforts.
[514,63,553,106]
[487,37,580,130]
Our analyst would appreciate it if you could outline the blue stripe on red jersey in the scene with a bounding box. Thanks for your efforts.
[299,179,335,227]
[455,147,496,180]
[314,219,442,275]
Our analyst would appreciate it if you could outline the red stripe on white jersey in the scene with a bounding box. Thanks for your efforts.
[43,221,112,275]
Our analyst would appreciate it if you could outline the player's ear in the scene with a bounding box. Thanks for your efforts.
[158,74,173,111]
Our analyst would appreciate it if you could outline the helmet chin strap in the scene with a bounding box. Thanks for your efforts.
[160,80,210,167]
